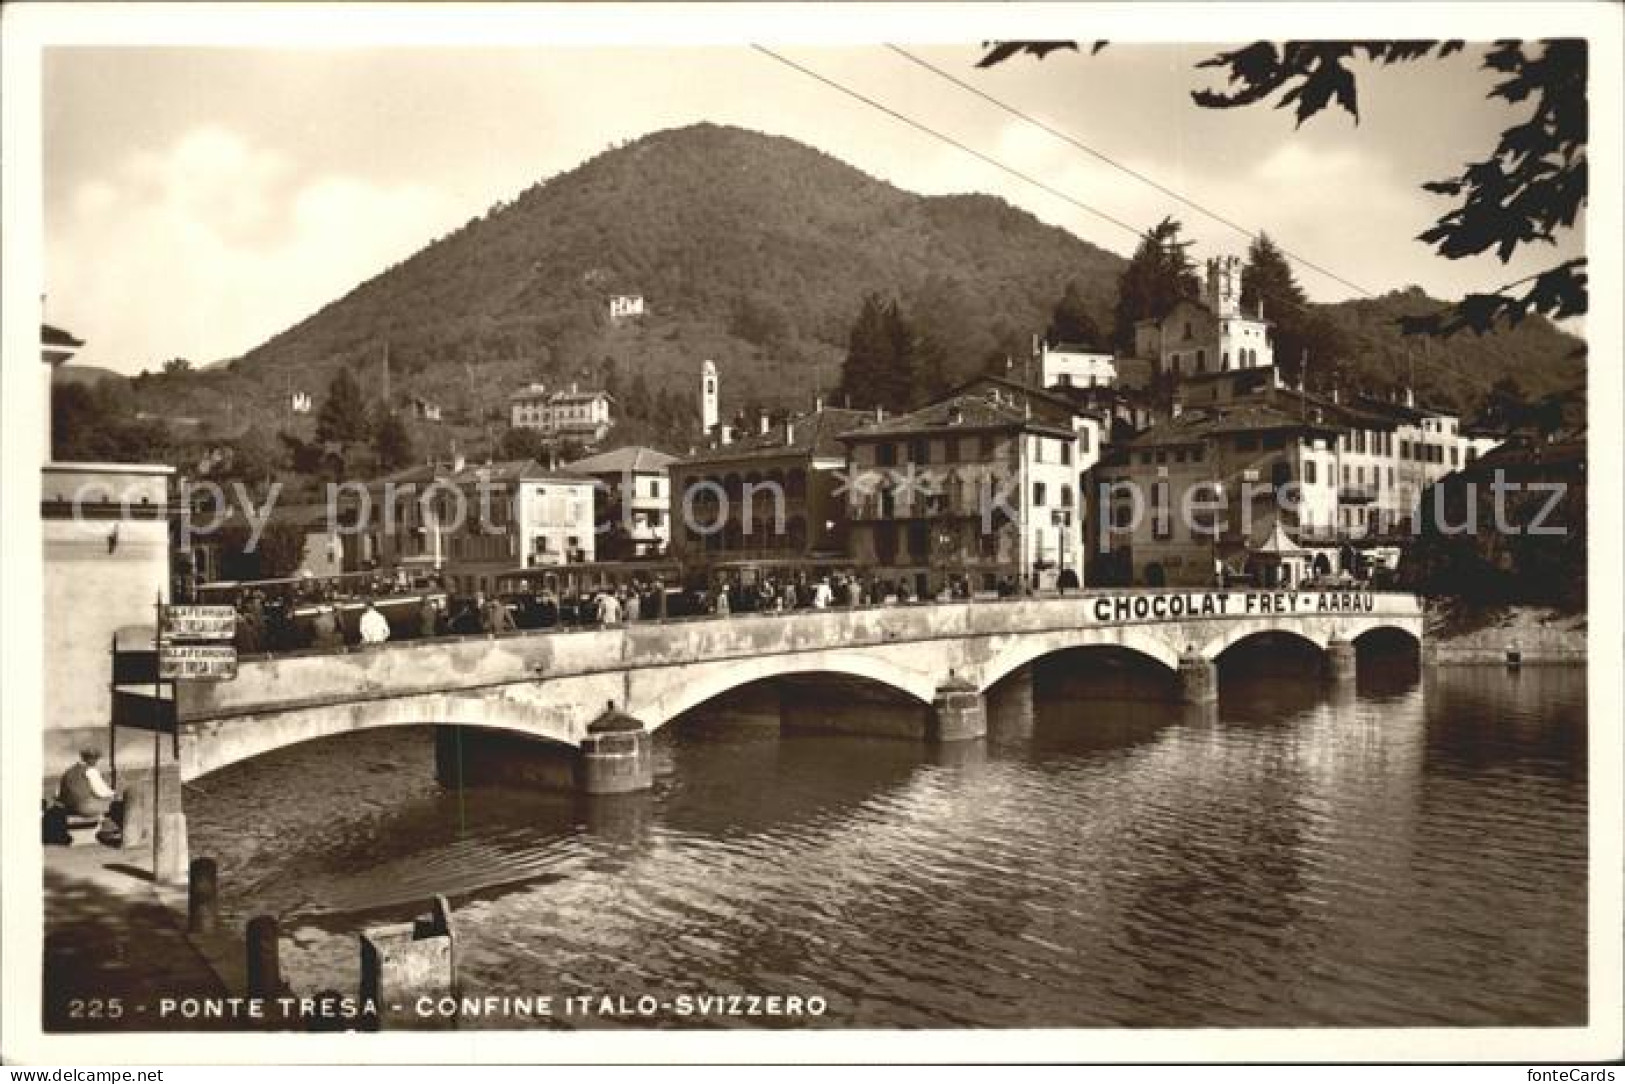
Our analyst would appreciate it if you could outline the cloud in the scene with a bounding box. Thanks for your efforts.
[48,125,465,372]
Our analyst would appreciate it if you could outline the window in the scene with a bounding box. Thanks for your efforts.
[1183,321,1194,340]
[980,435,997,460]
[1271,461,1292,487]
[1196,348,1206,372]
[1341,465,1350,486]
[1222,351,1230,370]
[1079,428,1091,453]
[1033,482,1047,507]
[910,438,929,465]
[1304,460,1318,485]
[877,442,897,467]
[1152,480,1171,540]
[1262,432,1285,451]
[1060,441,1073,466]
[1060,484,1074,508]
[1236,435,1259,453]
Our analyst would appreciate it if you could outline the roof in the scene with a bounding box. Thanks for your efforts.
[677,407,873,468]
[1045,340,1111,356]
[563,445,676,475]
[371,458,594,489]
[951,373,1103,421]
[839,391,1076,442]
[42,324,84,348]
[1128,402,1341,449]
[1253,521,1308,556]
[507,385,614,404]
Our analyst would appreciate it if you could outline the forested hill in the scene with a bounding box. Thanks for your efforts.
[136,123,1127,426]
[129,122,1583,436]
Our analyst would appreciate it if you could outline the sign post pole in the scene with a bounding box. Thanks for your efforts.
[152,592,163,879]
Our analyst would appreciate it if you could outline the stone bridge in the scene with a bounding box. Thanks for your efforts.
[175,589,1424,795]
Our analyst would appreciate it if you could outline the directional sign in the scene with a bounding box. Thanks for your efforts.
[159,643,238,681]
[162,605,237,641]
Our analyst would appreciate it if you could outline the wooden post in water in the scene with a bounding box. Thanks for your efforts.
[188,858,218,934]
[246,915,282,999]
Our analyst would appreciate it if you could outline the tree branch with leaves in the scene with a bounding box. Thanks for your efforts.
[980,38,1588,337]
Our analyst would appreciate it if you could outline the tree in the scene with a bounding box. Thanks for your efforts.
[1046,280,1104,348]
[1111,217,1200,352]
[373,412,416,472]
[162,357,193,376]
[315,369,371,445]
[498,426,551,463]
[228,424,284,486]
[1241,231,1350,386]
[623,370,653,420]
[837,293,918,413]
[980,40,1587,336]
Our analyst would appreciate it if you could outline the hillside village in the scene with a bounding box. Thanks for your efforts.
[44,125,1586,623]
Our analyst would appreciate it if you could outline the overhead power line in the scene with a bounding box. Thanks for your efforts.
[883,44,1379,301]
[750,44,1145,243]
[752,44,1496,397]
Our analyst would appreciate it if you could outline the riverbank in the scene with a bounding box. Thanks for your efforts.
[42,839,233,1032]
[1425,603,1586,665]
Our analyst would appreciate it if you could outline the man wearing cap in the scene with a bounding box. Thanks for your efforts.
[57,748,118,819]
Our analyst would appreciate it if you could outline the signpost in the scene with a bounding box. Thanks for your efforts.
[149,596,236,881]
[158,643,239,681]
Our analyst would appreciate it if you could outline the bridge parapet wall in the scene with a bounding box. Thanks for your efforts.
[179,591,1423,726]
[175,591,1423,779]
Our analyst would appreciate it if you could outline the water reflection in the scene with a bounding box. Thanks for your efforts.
[187,660,1587,1028]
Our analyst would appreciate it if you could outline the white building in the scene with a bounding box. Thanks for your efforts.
[366,458,597,594]
[1039,340,1117,390]
[41,324,176,775]
[701,359,719,437]
[508,383,615,443]
[609,294,645,322]
[1134,255,1274,380]
[563,445,676,559]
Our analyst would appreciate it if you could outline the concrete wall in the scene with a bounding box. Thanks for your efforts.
[42,464,173,773]
[176,592,1425,780]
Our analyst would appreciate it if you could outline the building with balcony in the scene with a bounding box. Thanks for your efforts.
[1099,401,1345,588]
[508,383,614,443]
[361,458,596,594]
[667,407,872,569]
[563,445,676,560]
[839,389,1085,597]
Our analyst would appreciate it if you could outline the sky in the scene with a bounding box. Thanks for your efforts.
[42,39,1588,374]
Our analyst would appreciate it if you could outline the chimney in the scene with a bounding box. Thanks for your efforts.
[1404,387,1415,408]
[720,424,733,447]
[759,412,770,435]
[947,404,963,426]
[814,393,824,412]
[875,405,885,422]
[452,451,466,473]
[785,421,795,446]
[1331,388,1341,405]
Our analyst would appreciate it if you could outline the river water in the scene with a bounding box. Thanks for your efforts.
[186,646,1587,1029]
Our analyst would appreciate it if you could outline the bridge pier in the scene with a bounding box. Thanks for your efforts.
[987,665,1035,741]
[1327,636,1357,685]
[576,702,655,796]
[1177,646,1218,704]
[929,672,986,743]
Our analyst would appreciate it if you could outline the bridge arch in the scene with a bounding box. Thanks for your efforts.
[976,627,1181,693]
[638,651,937,731]
[182,689,583,782]
[1206,625,1330,662]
